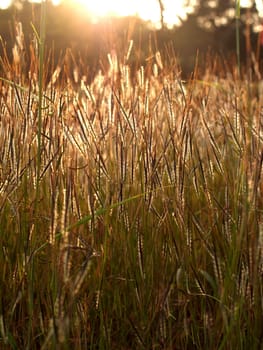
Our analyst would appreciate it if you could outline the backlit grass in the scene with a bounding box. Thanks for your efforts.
[0,21,263,349]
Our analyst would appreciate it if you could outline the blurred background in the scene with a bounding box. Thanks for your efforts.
[1,0,263,78]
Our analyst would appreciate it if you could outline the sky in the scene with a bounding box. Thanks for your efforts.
[0,0,263,27]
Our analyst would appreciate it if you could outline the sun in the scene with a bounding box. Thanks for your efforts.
[0,0,12,9]
[71,0,190,28]
[0,0,193,28]
[74,0,160,23]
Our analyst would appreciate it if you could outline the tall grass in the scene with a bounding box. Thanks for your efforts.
[235,0,241,77]
[0,16,263,349]
[35,0,47,203]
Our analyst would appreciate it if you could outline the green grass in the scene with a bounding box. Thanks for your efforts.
[0,16,263,349]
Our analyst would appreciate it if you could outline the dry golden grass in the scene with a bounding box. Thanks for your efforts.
[0,20,263,349]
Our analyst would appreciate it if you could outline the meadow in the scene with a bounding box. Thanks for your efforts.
[0,14,263,349]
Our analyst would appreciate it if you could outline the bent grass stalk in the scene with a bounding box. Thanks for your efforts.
[32,185,175,257]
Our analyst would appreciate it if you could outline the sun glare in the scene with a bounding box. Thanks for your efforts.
[1,0,262,27]
[73,0,192,28]
[0,0,190,27]
[0,0,12,9]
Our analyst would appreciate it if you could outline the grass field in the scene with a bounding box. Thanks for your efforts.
[0,16,263,349]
